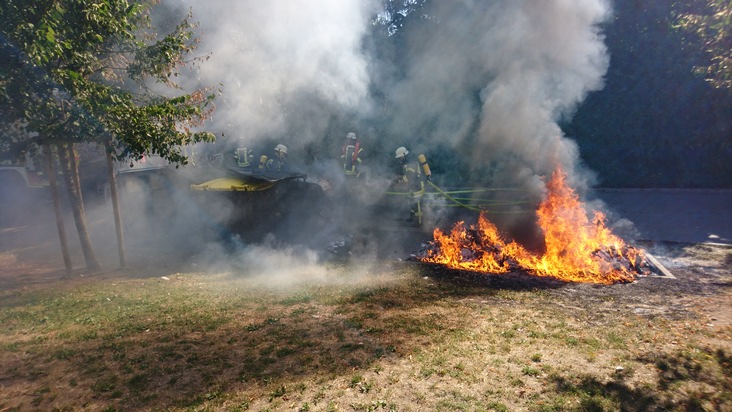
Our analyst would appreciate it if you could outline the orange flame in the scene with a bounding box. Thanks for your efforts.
[420,168,644,284]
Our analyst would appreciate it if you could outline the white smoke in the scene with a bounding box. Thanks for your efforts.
[147,0,616,259]
[381,0,611,192]
[2,1,621,281]
[164,0,379,150]
[161,0,610,190]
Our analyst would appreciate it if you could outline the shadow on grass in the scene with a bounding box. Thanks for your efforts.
[2,301,396,410]
[546,347,732,412]
[10,250,726,411]
[2,261,572,411]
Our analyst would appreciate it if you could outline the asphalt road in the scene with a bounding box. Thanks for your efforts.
[595,189,732,245]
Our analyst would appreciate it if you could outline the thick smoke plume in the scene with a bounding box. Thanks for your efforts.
[381,0,611,193]
[2,1,623,285]
[139,0,614,265]
[161,0,610,191]
[161,0,379,150]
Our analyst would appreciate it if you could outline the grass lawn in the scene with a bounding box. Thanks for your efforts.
[0,244,730,411]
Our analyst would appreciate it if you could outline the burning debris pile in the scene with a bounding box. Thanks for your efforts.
[416,169,652,284]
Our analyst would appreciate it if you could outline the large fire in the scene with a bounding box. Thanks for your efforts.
[419,169,647,284]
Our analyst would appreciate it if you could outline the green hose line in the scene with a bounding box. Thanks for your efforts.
[436,188,532,194]
[446,198,533,205]
[426,181,483,212]
[385,182,535,214]
[437,204,533,214]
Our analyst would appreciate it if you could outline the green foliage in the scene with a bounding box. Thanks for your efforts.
[565,0,732,188]
[0,0,216,164]
[675,0,732,91]
[127,10,197,86]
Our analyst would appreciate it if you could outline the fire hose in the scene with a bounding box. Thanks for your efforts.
[426,180,482,212]
[386,180,533,224]
[427,182,535,213]
[385,181,534,215]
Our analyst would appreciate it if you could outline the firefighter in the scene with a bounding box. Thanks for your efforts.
[234,147,254,169]
[336,132,364,233]
[266,144,288,171]
[394,146,431,224]
[341,132,363,177]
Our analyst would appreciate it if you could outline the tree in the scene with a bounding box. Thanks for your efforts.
[563,0,732,188]
[0,0,216,271]
[675,0,732,91]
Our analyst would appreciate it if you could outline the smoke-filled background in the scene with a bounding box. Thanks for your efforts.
[377,1,609,191]
[156,0,377,151]
[142,0,618,252]
[5,0,730,273]
[160,0,611,191]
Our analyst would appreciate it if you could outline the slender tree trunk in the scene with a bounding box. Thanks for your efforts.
[44,144,73,275]
[58,143,101,271]
[105,142,126,268]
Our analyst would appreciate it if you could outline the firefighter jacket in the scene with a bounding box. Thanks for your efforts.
[341,141,363,176]
[235,148,254,168]
[398,159,425,197]
[266,155,287,171]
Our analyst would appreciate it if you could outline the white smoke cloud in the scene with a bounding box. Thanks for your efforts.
[2,1,622,281]
[166,0,379,148]
[161,0,610,192]
[146,0,616,257]
[381,0,611,192]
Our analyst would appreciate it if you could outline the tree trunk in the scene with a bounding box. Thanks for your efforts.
[58,143,101,271]
[44,144,73,275]
[105,142,126,268]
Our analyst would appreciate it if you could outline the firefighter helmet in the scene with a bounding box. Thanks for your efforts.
[275,144,288,154]
[346,132,357,140]
[395,146,409,159]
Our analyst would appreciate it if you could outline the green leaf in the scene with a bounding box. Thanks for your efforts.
[46,27,56,42]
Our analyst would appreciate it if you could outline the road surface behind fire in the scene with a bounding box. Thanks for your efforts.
[595,188,732,246]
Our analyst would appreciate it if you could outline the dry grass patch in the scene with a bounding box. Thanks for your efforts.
[0,251,730,411]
